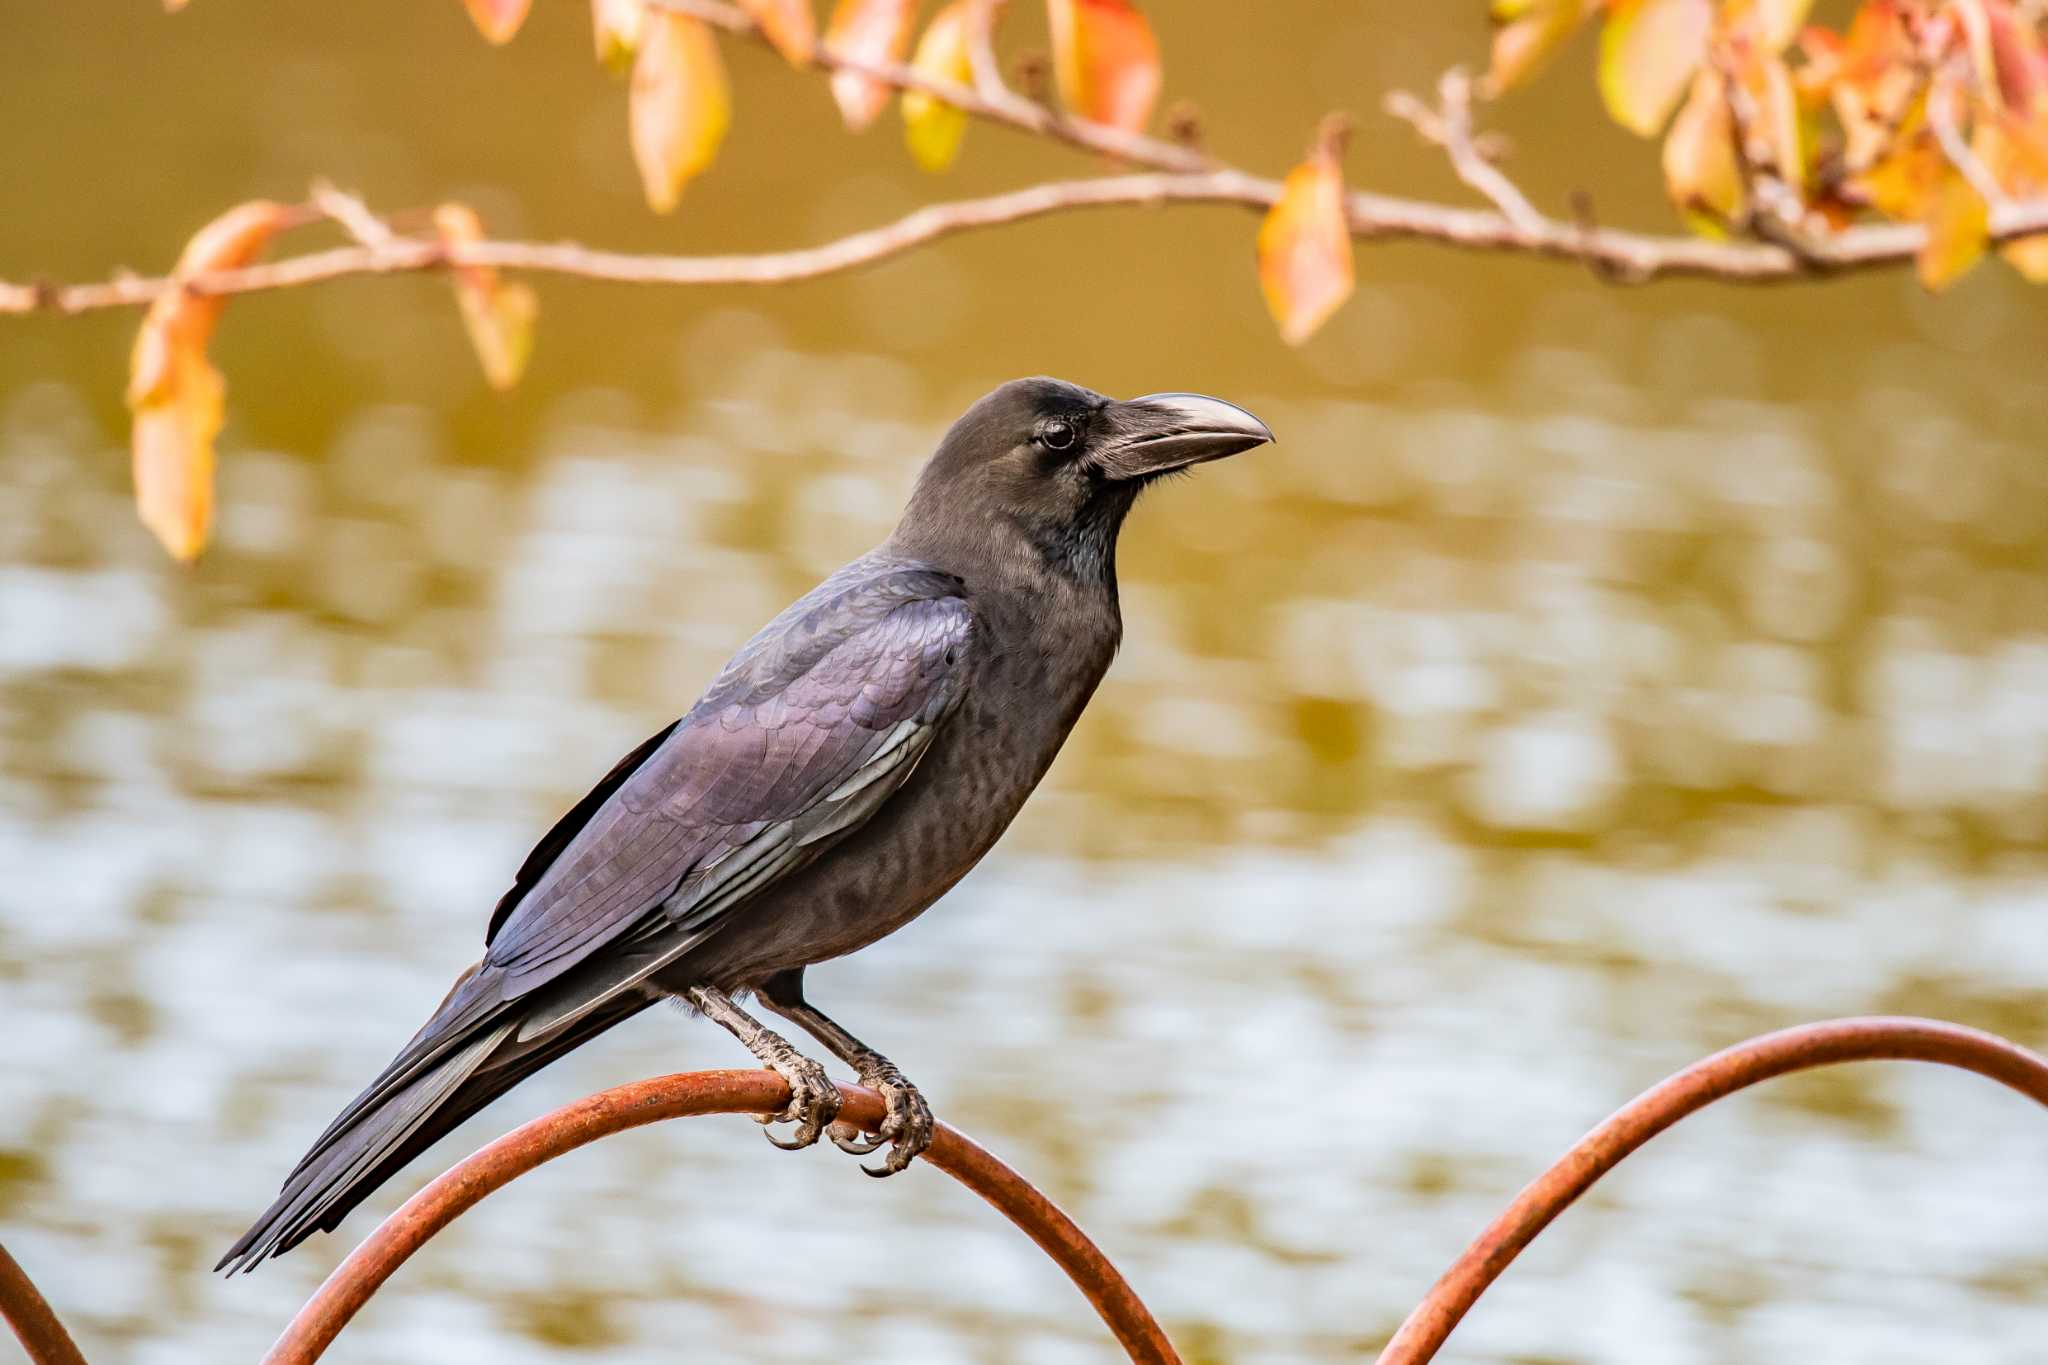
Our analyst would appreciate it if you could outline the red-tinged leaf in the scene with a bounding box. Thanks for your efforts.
[740,0,817,65]
[1257,155,1353,346]
[824,0,917,131]
[1734,40,1807,193]
[463,0,531,45]
[592,0,644,72]
[1485,0,1596,96]
[630,11,732,212]
[1047,0,1162,133]
[902,4,975,172]
[1918,168,1989,291]
[1963,0,2045,114]
[1828,1,1923,171]
[126,200,290,563]
[434,205,539,390]
[1599,0,1713,136]
[1976,112,2048,280]
[1663,69,1746,229]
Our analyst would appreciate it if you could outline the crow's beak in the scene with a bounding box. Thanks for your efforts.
[1097,392,1275,481]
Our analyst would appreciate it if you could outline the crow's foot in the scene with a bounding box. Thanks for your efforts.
[753,1038,842,1151]
[830,1062,933,1176]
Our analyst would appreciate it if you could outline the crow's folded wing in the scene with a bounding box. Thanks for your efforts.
[483,561,973,999]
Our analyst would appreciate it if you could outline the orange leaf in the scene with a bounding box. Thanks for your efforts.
[462,0,531,44]
[1918,168,1989,291]
[1663,69,1746,229]
[1485,0,1596,96]
[1976,111,2048,280]
[1599,0,1712,135]
[1257,154,1353,346]
[1047,0,1162,133]
[824,0,917,131]
[1733,39,1807,193]
[434,205,539,390]
[1748,0,1813,50]
[902,3,975,172]
[126,200,289,562]
[630,11,732,212]
[592,0,645,71]
[163,0,192,11]
[740,0,817,65]
[1827,1,1922,172]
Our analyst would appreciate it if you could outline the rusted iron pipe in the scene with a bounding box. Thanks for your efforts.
[0,1241,88,1365]
[262,1069,1180,1365]
[1376,1016,2048,1364]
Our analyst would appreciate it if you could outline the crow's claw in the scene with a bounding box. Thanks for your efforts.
[829,1122,886,1155]
[756,1048,840,1152]
[851,1069,933,1177]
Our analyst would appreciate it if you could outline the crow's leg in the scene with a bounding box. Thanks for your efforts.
[758,968,933,1177]
[687,984,842,1151]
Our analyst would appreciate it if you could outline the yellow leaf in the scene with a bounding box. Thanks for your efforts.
[1600,0,1713,136]
[1486,0,1595,96]
[434,204,539,391]
[1257,155,1353,346]
[463,0,532,44]
[902,4,974,172]
[1734,41,1807,193]
[1663,69,1745,229]
[740,0,817,65]
[1976,112,2048,281]
[1919,170,1989,291]
[630,11,732,213]
[126,200,289,563]
[1739,0,1814,51]
[825,0,917,131]
[592,0,644,72]
[1047,0,1162,133]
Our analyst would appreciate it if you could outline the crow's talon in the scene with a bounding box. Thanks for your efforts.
[830,1121,886,1155]
[852,1071,932,1177]
[757,1050,840,1152]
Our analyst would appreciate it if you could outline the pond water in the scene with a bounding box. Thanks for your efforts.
[3,3,2046,1362]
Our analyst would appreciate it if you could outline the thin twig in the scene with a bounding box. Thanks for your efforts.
[653,0,1212,172]
[309,181,397,248]
[1385,69,1546,237]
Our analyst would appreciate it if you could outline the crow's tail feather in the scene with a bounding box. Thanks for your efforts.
[216,988,653,1274]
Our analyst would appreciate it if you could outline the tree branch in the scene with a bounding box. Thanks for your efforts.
[1385,69,1546,237]
[9,169,2048,319]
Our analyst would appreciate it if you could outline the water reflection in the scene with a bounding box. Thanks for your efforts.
[2,349,2045,1360]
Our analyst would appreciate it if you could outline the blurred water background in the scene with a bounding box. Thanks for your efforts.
[4,3,2047,1362]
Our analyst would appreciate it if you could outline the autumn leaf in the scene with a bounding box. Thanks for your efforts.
[163,0,192,12]
[1735,0,1814,51]
[740,0,817,66]
[1956,0,2046,115]
[126,200,289,562]
[825,0,917,131]
[902,4,975,172]
[630,10,732,212]
[1977,111,2048,280]
[592,0,644,72]
[1663,69,1745,230]
[1825,1,1922,172]
[1047,0,1162,133]
[1599,0,1713,136]
[434,205,539,390]
[1732,39,1807,194]
[462,0,532,45]
[1485,0,1595,96]
[1919,168,1989,291]
[1257,145,1353,346]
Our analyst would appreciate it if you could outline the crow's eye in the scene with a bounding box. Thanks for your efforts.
[1039,419,1077,451]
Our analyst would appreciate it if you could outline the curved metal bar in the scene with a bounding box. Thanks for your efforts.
[0,1241,88,1365]
[261,1069,1180,1365]
[1376,1016,2048,1364]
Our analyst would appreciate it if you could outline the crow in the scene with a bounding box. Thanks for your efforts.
[219,377,1272,1272]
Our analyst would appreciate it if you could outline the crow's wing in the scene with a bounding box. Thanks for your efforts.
[484,559,972,997]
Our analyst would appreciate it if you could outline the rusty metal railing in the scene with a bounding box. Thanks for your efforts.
[5,1016,2047,1364]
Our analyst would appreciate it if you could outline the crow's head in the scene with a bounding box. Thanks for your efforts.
[897,377,1273,580]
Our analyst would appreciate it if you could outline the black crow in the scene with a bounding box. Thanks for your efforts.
[219,378,1272,1272]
